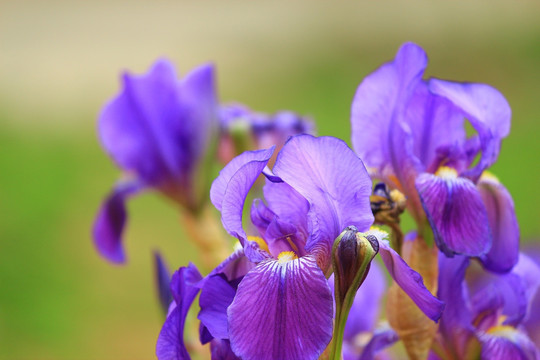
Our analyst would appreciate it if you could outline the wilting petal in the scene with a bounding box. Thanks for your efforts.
[479,328,539,360]
[273,135,373,259]
[416,172,491,257]
[358,328,399,360]
[351,42,427,175]
[228,256,333,360]
[437,254,476,355]
[93,180,143,263]
[154,251,173,316]
[198,274,236,340]
[477,174,520,273]
[378,240,444,321]
[429,79,511,180]
[156,263,203,360]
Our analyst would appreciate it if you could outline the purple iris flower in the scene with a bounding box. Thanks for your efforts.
[329,262,398,360]
[434,253,540,359]
[157,134,443,360]
[351,42,519,272]
[217,103,315,163]
[93,59,218,263]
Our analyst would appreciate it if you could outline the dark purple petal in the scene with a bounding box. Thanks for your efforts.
[210,339,241,360]
[358,328,399,360]
[479,329,539,360]
[477,174,520,273]
[92,180,143,263]
[437,254,476,355]
[273,135,373,264]
[154,251,173,316]
[198,274,236,340]
[378,239,444,322]
[156,263,203,360]
[228,256,333,360]
[416,171,491,257]
[428,79,511,180]
[351,42,427,176]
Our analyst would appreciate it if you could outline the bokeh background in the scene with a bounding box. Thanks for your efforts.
[1,1,540,359]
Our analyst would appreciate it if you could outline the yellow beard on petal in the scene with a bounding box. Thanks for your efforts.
[247,236,269,254]
[435,166,458,180]
[277,251,298,264]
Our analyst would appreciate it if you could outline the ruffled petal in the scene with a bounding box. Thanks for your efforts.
[378,240,444,321]
[273,135,373,261]
[228,256,333,360]
[198,274,236,340]
[156,263,203,360]
[428,79,511,180]
[210,147,274,212]
[351,42,427,171]
[92,180,143,263]
[477,174,520,273]
[416,172,491,257]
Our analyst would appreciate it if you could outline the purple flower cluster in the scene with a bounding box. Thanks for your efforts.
[93,44,540,360]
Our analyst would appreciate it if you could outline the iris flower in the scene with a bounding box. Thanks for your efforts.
[157,134,443,360]
[93,59,218,263]
[434,253,540,359]
[351,42,519,272]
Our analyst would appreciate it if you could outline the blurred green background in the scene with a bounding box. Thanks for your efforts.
[1,1,540,359]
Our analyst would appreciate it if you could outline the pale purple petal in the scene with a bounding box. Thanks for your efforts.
[378,241,444,321]
[263,180,310,241]
[273,135,373,260]
[416,172,491,257]
[351,42,427,174]
[429,79,511,180]
[358,328,399,360]
[228,256,333,360]
[477,175,520,273]
[92,180,143,263]
[210,147,275,212]
[156,263,203,360]
[198,274,236,340]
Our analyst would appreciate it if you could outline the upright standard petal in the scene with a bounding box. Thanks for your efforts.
[378,240,444,322]
[227,256,333,360]
[351,42,427,176]
[273,135,373,260]
[156,263,203,360]
[93,181,143,263]
[477,174,520,273]
[99,60,184,185]
[416,171,491,257]
[429,79,511,180]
